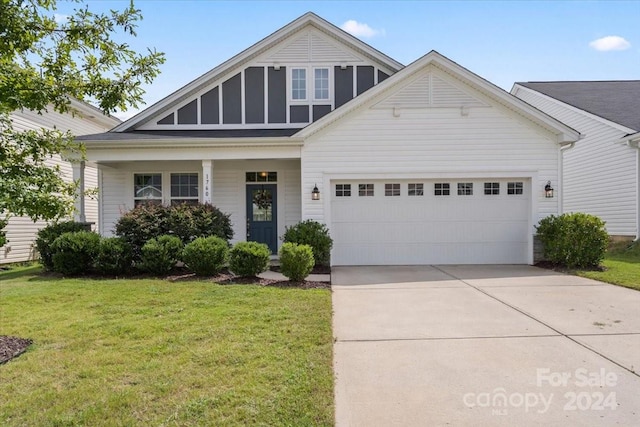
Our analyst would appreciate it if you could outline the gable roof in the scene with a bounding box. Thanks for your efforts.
[296,51,580,144]
[112,12,404,133]
[515,81,640,132]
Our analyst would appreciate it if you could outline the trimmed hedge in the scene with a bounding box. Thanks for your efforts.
[94,237,133,275]
[138,235,183,275]
[536,213,608,268]
[51,231,100,275]
[229,241,270,277]
[36,221,88,270]
[182,236,229,276]
[279,242,314,282]
[282,220,332,267]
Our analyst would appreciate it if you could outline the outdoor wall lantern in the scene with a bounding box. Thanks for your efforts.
[545,181,554,198]
[312,184,320,201]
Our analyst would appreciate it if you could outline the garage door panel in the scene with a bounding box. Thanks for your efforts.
[331,179,530,265]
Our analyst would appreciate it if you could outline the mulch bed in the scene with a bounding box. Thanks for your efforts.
[0,336,33,365]
[534,261,606,273]
[270,265,331,275]
[167,269,330,289]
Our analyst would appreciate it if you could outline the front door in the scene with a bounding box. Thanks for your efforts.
[246,184,277,253]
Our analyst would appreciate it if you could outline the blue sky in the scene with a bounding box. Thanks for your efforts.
[56,1,640,119]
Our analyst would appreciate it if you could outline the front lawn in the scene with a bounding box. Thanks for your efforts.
[577,242,640,291]
[0,266,334,426]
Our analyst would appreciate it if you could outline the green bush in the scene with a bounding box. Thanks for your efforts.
[279,242,314,282]
[138,235,183,275]
[536,213,608,268]
[50,231,100,275]
[94,237,133,275]
[115,203,233,260]
[229,241,271,277]
[182,236,229,276]
[36,221,88,270]
[0,218,7,248]
[282,220,333,267]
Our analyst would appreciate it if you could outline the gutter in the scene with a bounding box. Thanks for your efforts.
[623,134,640,241]
[558,136,581,214]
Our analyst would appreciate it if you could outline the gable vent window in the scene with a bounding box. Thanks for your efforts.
[134,173,162,206]
[408,183,424,196]
[359,183,374,197]
[385,183,400,196]
[292,68,307,100]
[484,182,500,195]
[314,68,329,100]
[458,183,473,196]
[336,184,351,197]
[508,182,524,195]
[434,183,450,196]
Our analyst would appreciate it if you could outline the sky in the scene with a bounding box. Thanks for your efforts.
[54,0,640,120]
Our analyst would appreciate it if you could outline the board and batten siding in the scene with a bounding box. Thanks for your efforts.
[515,87,638,236]
[2,109,114,264]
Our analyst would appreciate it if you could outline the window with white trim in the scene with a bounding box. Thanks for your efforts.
[134,173,162,206]
[484,182,500,195]
[458,183,473,196]
[359,183,374,196]
[408,183,424,196]
[507,182,524,195]
[385,183,400,196]
[336,184,351,197]
[314,68,329,100]
[291,68,307,100]
[434,183,450,196]
[171,173,199,205]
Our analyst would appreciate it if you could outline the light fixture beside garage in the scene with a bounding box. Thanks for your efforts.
[312,184,320,200]
[545,181,554,198]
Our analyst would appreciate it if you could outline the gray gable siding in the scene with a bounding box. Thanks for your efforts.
[201,87,219,124]
[222,73,242,124]
[268,66,287,124]
[357,66,375,95]
[335,66,354,108]
[177,99,197,124]
[245,67,265,124]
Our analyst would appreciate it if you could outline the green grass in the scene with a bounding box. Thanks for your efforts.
[577,242,640,291]
[0,267,334,426]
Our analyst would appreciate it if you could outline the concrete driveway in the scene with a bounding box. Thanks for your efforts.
[332,265,640,426]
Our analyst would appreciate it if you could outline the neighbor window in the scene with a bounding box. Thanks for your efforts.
[336,184,351,197]
[170,173,199,205]
[385,183,400,196]
[359,183,374,196]
[408,183,424,196]
[484,182,500,195]
[507,182,524,195]
[292,68,307,100]
[434,183,450,196]
[134,173,162,206]
[458,183,473,195]
[314,68,329,100]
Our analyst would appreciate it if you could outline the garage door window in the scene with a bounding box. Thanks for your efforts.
[336,184,351,197]
[458,183,473,195]
[507,182,524,195]
[359,184,374,196]
[408,183,424,196]
[385,183,400,196]
[434,183,450,196]
[484,182,500,195]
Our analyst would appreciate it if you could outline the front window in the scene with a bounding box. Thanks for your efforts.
[171,173,199,205]
[292,68,306,100]
[134,173,162,206]
[314,68,329,100]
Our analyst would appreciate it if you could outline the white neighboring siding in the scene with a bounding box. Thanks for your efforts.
[515,88,637,236]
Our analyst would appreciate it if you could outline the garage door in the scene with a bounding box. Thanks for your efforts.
[330,179,530,265]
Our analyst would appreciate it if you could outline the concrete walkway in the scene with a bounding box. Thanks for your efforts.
[332,265,640,426]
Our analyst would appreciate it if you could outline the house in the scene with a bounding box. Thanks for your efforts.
[2,100,120,264]
[77,12,579,266]
[512,81,640,240]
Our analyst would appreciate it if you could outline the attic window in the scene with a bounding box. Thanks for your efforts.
[314,68,329,100]
[292,68,307,100]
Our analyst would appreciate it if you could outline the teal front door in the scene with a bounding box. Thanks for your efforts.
[246,184,277,253]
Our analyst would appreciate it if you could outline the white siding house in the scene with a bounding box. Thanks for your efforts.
[1,102,120,264]
[79,13,579,265]
[512,82,640,239]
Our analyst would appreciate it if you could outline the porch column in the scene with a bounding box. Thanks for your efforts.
[202,160,214,204]
[71,160,86,222]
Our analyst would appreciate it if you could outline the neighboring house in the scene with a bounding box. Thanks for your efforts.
[78,13,579,266]
[1,100,120,264]
[512,81,640,240]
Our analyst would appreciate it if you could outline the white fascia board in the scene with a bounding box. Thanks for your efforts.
[619,132,640,147]
[111,12,403,133]
[83,137,303,150]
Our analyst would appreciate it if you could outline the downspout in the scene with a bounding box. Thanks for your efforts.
[558,139,578,215]
[626,138,640,241]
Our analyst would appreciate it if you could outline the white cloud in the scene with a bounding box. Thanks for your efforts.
[53,13,69,24]
[589,36,631,51]
[340,20,384,38]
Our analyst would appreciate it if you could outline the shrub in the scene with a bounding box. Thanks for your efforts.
[36,221,88,270]
[229,241,271,277]
[536,213,608,268]
[279,242,314,282]
[138,235,183,275]
[115,203,233,260]
[50,231,100,275]
[282,220,333,267]
[94,237,133,275]
[182,236,229,276]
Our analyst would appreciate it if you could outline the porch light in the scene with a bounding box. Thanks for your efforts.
[312,184,320,201]
[545,181,554,198]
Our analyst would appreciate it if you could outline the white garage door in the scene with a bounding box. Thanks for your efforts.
[330,179,530,265]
